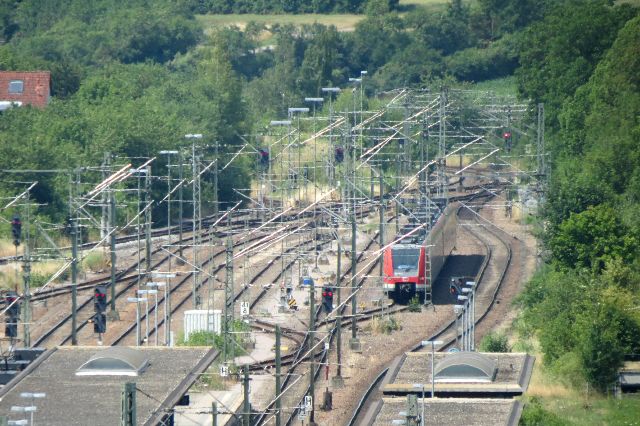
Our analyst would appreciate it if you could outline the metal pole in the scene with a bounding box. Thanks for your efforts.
[421,385,425,426]
[192,142,200,309]
[309,277,315,424]
[144,166,152,275]
[135,300,140,346]
[22,192,31,348]
[178,152,184,263]
[121,382,136,426]
[145,298,149,345]
[214,139,219,215]
[154,292,158,346]
[71,214,78,346]
[243,365,250,426]
[462,303,467,351]
[224,237,233,363]
[378,170,384,278]
[472,288,476,350]
[164,280,170,346]
[212,402,218,426]
[455,309,459,349]
[165,153,172,344]
[336,241,342,379]
[109,191,118,318]
[275,325,282,426]
[136,172,142,290]
[431,343,435,398]
[350,199,357,343]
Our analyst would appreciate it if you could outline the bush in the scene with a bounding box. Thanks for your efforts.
[180,320,252,358]
[30,272,51,288]
[371,315,401,334]
[83,251,109,273]
[408,296,422,312]
[520,397,568,426]
[479,331,510,352]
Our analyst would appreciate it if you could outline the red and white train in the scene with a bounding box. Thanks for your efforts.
[383,201,457,302]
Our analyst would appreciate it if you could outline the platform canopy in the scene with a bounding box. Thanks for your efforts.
[76,347,149,376]
[434,351,497,383]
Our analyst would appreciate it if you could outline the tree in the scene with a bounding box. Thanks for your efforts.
[575,289,640,392]
[298,25,345,95]
[549,204,636,272]
[515,0,636,129]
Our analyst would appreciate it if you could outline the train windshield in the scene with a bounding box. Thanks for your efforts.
[392,247,420,275]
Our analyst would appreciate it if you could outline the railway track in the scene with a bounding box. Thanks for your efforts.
[29,201,373,347]
[253,209,396,425]
[31,221,254,347]
[109,203,381,347]
[252,184,503,425]
[346,191,519,425]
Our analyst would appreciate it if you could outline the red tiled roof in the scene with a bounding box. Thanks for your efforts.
[0,71,51,108]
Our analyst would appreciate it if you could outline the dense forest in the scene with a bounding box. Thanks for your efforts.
[1,0,640,419]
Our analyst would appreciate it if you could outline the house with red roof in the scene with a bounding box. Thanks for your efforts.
[0,71,51,111]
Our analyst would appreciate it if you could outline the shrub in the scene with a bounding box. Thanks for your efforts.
[520,397,567,426]
[371,315,401,334]
[83,251,109,273]
[408,296,422,312]
[479,331,510,352]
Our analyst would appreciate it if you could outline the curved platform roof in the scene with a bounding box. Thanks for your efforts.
[76,347,149,376]
[434,351,497,383]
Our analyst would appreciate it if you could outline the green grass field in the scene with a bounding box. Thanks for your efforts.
[196,0,450,33]
[197,14,363,32]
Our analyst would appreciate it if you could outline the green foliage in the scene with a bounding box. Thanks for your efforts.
[519,265,640,392]
[478,331,510,352]
[515,0,637,128]
[520,397,568,426]
[407,296,421,312]
[180,320,252,357]
[372,315,401,334]
[29,272,51,288]
[182,330,217,346]
[83,251,109,273]
[183,0,369,14]
[446,33,518,82]
[548,204,637,271]
[475,0,548,39]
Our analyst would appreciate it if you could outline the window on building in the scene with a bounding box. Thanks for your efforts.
[8,80,24,94]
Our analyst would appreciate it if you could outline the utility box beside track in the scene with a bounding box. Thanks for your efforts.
[183,310,222,341]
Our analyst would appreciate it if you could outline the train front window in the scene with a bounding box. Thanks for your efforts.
[392,248,420,275]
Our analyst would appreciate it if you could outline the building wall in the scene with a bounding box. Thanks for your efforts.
[0,71,51,108]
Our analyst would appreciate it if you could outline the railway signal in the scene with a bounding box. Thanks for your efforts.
[93,286,108,335]
[259,149,269,167]
[335,147,344,163]
[503,131,512,153]
[5,318,17,338]
[93,313,106,334]
[11,216,21,246]
[322,287,333,313]
[4,292,20,340]
[5,292,20,318]
[94,286,107,312]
